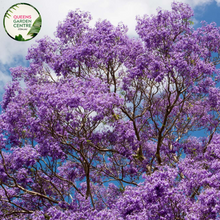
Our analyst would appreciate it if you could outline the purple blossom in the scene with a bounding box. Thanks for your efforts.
[1,2,220,219]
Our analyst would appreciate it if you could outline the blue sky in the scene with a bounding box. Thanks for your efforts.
[1,0,220,101]
[193,1,220,27]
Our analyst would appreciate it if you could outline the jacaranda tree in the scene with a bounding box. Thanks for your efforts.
[1,2,220,219]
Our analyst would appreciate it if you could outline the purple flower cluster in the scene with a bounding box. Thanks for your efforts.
[1,1,220,219]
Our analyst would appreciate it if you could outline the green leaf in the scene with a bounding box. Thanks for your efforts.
[27,16,42,37]
[113,114,120,120]
[33,16,42,27]
[119,187,125,192]
[15,34,26,41]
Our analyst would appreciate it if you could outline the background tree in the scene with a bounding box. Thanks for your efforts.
[1,2,220,219]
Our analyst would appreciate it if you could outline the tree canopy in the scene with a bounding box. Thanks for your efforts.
[1,2,220,219]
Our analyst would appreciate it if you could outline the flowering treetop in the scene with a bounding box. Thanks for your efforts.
[1,2,220,219]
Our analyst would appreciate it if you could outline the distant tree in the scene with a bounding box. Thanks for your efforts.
[1,2,220,219]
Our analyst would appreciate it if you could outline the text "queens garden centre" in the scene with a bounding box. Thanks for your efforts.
[13,15,32,28]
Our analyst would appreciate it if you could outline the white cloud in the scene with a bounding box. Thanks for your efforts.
[215,0,220,6]
[0,71,11,93]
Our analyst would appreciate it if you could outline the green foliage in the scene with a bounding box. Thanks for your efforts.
[15,34,26,41]
[4,4,19,19]
[27,16,42,37]
[119,186,125,193]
